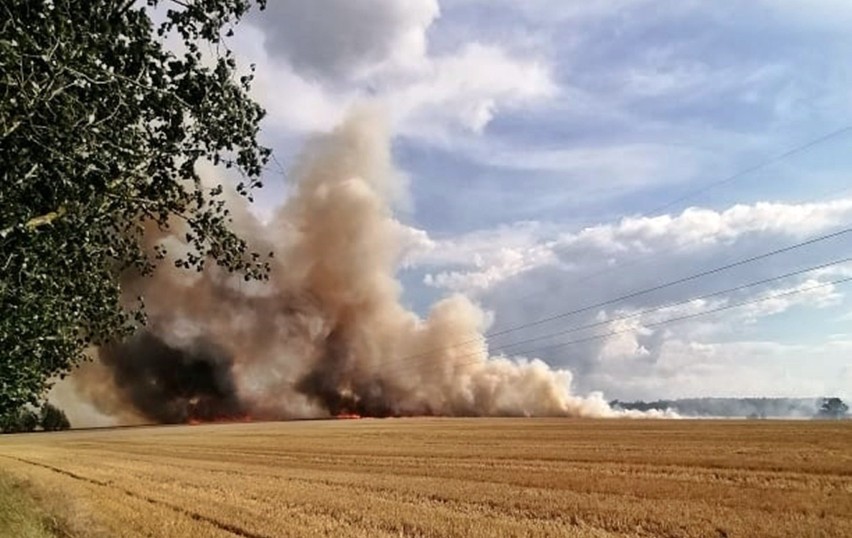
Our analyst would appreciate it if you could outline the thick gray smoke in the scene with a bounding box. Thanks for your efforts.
[98,331,245,423]
[62,107,660,424]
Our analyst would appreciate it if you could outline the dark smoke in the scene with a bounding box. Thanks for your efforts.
[295,327,398,417]
[98,331,246,423]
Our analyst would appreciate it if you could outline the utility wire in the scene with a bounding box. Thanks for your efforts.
[392,225,852,366]
[519,125,852,283]
[384,255,852,372]
[487,226,852,339]
[381,127,852,374]
[491,256,852,354]
[646,125,852,217]
[495,277,852,364]
[382,274,852,376]
[509,183,852,305]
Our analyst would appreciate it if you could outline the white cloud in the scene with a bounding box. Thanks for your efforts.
[393,221,437,268]
[598,318,650,362]
[756,0,852,28]
[812,260,852,279]
[551,198,852,259]
[416,197,852,296]
[624,339,851,400]
[387,43,556,137]
[424,244,556,292]
[462,141,713,189]
[405,221,561,292]
[589,278,843,360]
[404,196,852,399]
[238,2,556,140]
[230,23,349,133]
[734,279,842,320]
[407,221,551,267]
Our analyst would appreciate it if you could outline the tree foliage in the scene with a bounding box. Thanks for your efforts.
[817,397,849,419]
[0,0,270,415]
[40,402,71,431]
[0,403,70,432]
[0,407,39,433]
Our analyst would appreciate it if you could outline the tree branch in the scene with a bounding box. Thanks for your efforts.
[0,206,67,239]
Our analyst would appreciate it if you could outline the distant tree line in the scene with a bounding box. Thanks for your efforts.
[0,403,70,433]
[610,397,849,419]
[817,397,849,419]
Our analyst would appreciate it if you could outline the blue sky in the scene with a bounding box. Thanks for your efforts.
[232,0,852,401]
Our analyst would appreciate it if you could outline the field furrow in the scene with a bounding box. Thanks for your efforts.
[1,419,850,537]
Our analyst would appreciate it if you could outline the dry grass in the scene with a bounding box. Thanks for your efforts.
[0,418,850,537]
[0,471,59,538]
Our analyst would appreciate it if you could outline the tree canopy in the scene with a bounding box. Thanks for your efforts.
[39,402,71,431]
[0,0,270,416]
[817,397,849,419]
[0,407,39,433]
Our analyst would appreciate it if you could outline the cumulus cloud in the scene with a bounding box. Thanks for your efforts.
[423,245,555,293]
[229,23,349,133]
[415,198,852,296]
[556,198,852,253]
[238,1,555,139]
[620,339,851,400]
[403,196,852,400]
[408,222,559,292]
[735,279,843,320]
[387,43,556,137]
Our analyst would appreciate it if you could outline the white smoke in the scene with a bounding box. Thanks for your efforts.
[58,106,669,423]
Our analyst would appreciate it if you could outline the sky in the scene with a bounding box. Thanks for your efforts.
[227,0,852,402]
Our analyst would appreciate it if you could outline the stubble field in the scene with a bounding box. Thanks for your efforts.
[0,418,850,537]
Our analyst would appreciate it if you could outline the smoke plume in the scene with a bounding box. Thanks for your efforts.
[98,331,245,423]
[65,107,654,423]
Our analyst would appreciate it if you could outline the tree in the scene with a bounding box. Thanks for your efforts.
[40,403,71,431]
[0,408,39,433]
[0,0,271,416]
[817,397,849,419]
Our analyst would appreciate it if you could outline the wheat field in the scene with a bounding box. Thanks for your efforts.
[0,418,850,537]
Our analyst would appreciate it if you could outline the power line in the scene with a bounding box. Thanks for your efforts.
[496,277,852,364]
[530,125,852,274]
[449,129,852,338]
[491,256,852,354]
[385,255,852,373]
[377,126,852,376]
[509,183,852,305]
[382,274,852,376]
[477,125,852,319]
[394,225,852,366]
[487,226,852,339]
[645,125,852,217]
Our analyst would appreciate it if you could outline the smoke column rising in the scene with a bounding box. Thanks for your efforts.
[67,107,651,423]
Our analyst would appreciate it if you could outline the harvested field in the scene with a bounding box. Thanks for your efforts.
[0,418,850,537]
